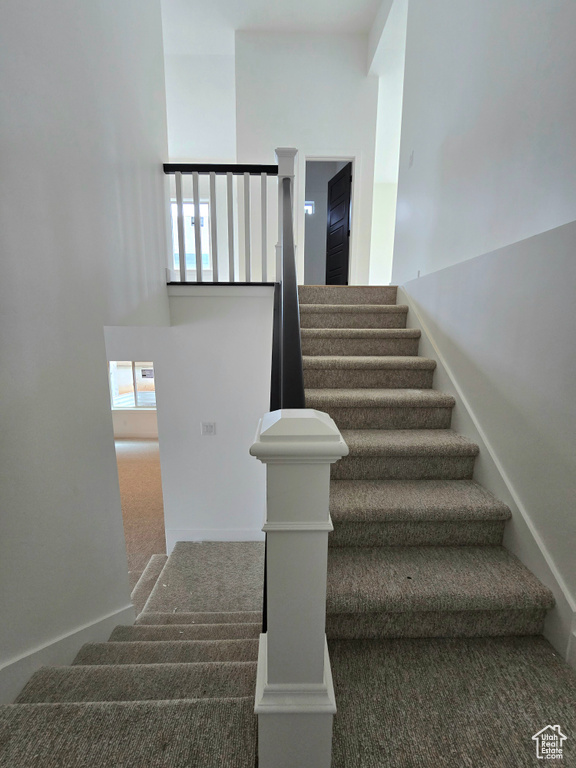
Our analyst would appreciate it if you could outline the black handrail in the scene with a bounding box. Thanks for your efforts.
[164,163,278,176]
[263,177,305,632]
[279,178,306,408]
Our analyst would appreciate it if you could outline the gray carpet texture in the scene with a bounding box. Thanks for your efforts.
[0,699,257,768]
[136,610,262,625]
[4,542,262,766]
[329,636,576,767]
[144,541,264,613]
[300,304,408,329]
[299,285,556,643]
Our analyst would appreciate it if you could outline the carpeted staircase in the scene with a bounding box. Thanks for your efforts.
[1,286,574,767]
[300,285,575,766]
[0,546,261,767]
[299,284,554,638]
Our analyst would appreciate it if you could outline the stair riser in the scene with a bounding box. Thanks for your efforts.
[304,368,434,389]
[73,641,259,666]
[332,456,476,481]
[298,286,398,305]
[135,612,262,625]
[329,521,506,548]
[326,608,548,639]
[301,338,420,356]
[312,406,453,430]
[16,664,258,703]
[300,311,407,329]
[110,624,261,641]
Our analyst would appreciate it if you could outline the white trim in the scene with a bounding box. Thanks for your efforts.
[167,285,274,298]
[0,604,135,704]
[255,634,336,714]
[400,286,576,656]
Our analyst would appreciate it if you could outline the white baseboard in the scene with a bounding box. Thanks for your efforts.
[166,528,265,554]
[0,604,135,704]
[399,287,576,660]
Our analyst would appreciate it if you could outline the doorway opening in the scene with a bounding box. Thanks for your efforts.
[304,159,353,285]
[108,360,166,591]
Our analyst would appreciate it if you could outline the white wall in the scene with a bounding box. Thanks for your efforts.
[105,286,274,552]
[369,0,408,285]
[393,0,576,284]
[235,32,379,285]
[401,222,576,655]
[164,54,236,162]
[369,182,398,285]
[112,410,159,439]
[0,0,169,702]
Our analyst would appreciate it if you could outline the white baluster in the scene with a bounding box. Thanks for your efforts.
[192,172,202,282]
[227,172,235,282]
[244,172,251,282]
[261,173,268,282]
[175,172,186,282]
[209,171,218,282]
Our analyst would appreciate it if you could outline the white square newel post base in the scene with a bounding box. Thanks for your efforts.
[250,409,349,768]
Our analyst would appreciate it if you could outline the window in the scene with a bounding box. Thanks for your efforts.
[170,202,211,271]
[109,362,156,409]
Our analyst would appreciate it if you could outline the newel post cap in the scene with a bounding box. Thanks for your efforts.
[275,148,298,178]
[250,409,349,464]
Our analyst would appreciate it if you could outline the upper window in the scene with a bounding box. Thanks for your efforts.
[109,361,156,409]
[170,202,211,271]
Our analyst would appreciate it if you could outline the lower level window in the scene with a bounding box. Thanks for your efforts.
[109,361,156,408]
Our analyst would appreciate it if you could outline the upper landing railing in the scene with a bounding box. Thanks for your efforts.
[163,160,280,284]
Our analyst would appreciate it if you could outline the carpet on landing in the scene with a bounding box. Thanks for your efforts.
[143,542,265,614]
[329,635,576,767]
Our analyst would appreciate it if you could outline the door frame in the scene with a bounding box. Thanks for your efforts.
[299,152,359,285]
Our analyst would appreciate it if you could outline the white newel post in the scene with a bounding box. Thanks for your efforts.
[250,409,349,768]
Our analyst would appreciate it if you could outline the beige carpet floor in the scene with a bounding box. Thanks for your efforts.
[115,440,166,590]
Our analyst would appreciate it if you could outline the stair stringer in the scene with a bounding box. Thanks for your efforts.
[398,286,575,663]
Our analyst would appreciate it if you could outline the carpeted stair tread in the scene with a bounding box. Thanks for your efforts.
[306,389,455,429]
[298,285,398,305]
[143,542,264,614]
[0,699,257,768]
[300,304,408,329]
[328,635,576,767]
[340,429,479,456]
[302,328,420,339]
[306,388,454,408]
[110,623,261,641]
[131,554,168,616]
[300,304,407,314]
[16,662,257,703]
[72,640,259,665]
[333,430,479,480]
[330,479,511,522]
[328,480,511,547]
[136,611,262,625]
[303,355,436,370]
[326,546,554,615]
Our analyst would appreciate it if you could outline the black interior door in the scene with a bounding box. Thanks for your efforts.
[325,162,352,285]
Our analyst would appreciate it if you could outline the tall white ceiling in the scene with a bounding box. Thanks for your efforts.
[161,0,383,55]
